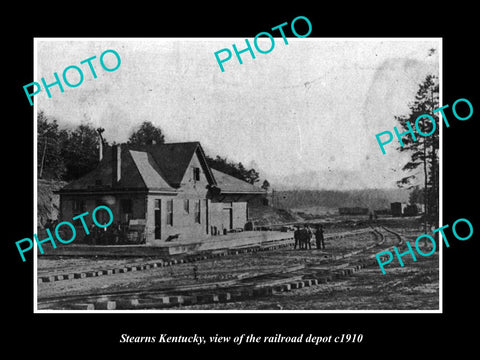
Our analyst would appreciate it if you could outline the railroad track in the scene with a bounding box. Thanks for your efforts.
[37,228,373,284]
[37,226,403,310]
[37,238,295,284]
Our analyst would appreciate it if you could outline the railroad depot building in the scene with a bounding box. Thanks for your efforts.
[57,142,265,245]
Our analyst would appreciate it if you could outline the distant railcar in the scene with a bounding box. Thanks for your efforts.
[390,202,403,217]
[403,204,418,217]
[338,207,369,215]
[374,209,391,216]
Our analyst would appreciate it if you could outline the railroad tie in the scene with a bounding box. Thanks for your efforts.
[94,300,116,310]
[273,283,292,293]
[179,295,198,306]
[85,271,97,278]
[64,303,95,311]
[252,287,273,297]
[196,293,220,303]
[218,292,232,302]
[114,298,141,309]
[290,281,304,289]
[122,297,166,309]
[231,288,254,300]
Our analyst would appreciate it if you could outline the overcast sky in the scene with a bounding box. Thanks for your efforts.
[36,38,440,190]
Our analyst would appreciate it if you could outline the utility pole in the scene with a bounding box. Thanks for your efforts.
[39,138,47,179]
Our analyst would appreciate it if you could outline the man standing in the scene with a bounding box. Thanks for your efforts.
[315,225,325,250]
[294,226,301,250]
[305,226,312,250]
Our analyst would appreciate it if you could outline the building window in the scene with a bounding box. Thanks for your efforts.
[193,167,200,181]
[194,200,201,224]
[94,201,110,225]
[184,199,189,214]
[167,199,173,226]
[72,199,85,213]
[120,199,132,214]
[154,199,161,240]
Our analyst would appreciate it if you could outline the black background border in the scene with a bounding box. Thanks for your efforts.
[6,5,478,355]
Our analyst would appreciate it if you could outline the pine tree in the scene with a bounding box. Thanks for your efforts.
[395,74,439,230]
[261,179,270,191]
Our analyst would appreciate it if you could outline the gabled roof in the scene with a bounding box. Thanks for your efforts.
[211,169,265,194]
[60,145,175,192]
[59,141,264,195]
[129,150,172,190]
[130,142,216,188]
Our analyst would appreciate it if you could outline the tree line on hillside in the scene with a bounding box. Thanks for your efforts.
[205,155,260,185]
[37,114,264,185]
[274,188,409,211]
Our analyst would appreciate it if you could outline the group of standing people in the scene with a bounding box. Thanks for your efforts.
[294,224,325,250]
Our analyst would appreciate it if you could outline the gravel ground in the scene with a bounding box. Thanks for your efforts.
[37,218,440,310]
[180,253,439,311]
[37,231,377,299]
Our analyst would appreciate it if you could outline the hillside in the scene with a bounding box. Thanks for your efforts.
[247,205,301,225]
[37,179,67,227]
[273,188,409,211]
[38,181,408,230]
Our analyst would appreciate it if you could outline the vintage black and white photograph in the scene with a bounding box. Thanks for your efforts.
[34,37,441,312]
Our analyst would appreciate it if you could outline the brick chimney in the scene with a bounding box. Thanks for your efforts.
[96,127,105,161]
[99,139,103,161]
[112,144,121,185]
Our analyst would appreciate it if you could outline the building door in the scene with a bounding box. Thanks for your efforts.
[222,208,233,231]
[205,199,209,234]
[154,199,161,240]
